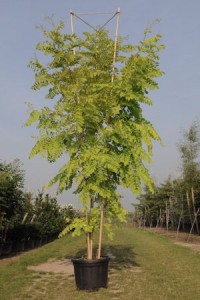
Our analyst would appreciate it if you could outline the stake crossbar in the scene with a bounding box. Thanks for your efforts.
[72,11,114,16]
[70,8,120,82]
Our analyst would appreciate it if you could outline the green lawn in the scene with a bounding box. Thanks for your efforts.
[1,226,200,299]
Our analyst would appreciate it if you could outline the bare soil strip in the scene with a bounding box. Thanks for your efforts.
[149,227,200,251]
[27,259,74,275]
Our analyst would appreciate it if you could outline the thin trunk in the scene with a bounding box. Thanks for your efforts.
[159,208,163,228]
[147,206,152,228]
[22,212,28,224]
[166,201,169,232]
[176,207,183,239]
[186,191,193,228]
[97,200,104,259]
[156,210,159,228]
[191,187,199,234]
[143,208,146,228]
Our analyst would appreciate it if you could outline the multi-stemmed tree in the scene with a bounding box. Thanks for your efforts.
[26,21,164,259]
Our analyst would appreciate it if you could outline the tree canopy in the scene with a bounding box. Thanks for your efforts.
[0,159,25,220]
[26,21,164,258]
[26,23,164,202]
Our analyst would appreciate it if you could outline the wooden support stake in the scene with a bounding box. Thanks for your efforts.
[191,187,199,234]
[187,208,200,242]
[97,200,104,259]
[111,8,120,83]
[86,208,92,259]
[70,11,75,55]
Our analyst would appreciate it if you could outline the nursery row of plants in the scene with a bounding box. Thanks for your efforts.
[134,122,200,234]
[0,159,76,257]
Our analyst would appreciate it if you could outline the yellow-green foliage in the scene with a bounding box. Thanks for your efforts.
[26,22,164,237]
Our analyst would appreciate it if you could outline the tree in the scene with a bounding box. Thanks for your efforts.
[33,192,65,237]
[178,122,200,232]
[178,122,200,191]
[26,21,164,259]
[0,159,25,241]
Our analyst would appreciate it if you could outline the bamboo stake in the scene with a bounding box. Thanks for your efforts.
[97,200,104,259]
[191,187,199,234]
[70,11,80,105]
[187,208,200,242]
[88,233,92,258]
[87,233,91,259]
[70,11,76,55]
[111,8,120,83]
[70,8,120,84]
[85,208,92,259]
[89,197,94,258]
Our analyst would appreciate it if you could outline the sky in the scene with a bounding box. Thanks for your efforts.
[0,0,200,211]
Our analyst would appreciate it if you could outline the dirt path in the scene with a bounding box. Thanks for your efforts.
[27,258,74,275]
[149,227,200,251]
[0,253,74,275]
[0,251,24,266]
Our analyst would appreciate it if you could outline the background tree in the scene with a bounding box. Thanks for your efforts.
[0,159,25,241]
[33,192,66,237]
[178,122,200,189]
[178,122,200,232]
[135,122,200,233]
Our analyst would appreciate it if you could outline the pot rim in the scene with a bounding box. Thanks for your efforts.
[71,255,110,264]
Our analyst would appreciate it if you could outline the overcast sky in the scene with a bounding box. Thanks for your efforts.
[0,0,200,210]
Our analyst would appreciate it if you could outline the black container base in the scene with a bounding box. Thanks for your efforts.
[72,256,110,291]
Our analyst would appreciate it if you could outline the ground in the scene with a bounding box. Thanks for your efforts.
[1,228,200,274]
[149,227,200,251]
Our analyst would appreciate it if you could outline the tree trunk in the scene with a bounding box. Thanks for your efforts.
[186,191,193,228]
[176,207,183,239]
[166,201,169,232]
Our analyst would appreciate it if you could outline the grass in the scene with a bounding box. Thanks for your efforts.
[1,226,200,299]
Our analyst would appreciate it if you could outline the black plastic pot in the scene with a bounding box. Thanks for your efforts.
[72,256,110,291]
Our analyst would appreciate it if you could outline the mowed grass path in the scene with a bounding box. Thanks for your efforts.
[1,226,200,299]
